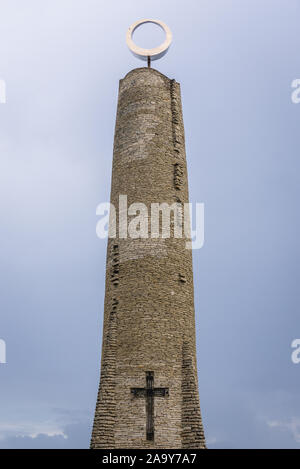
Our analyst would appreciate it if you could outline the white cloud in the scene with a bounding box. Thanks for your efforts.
[268,418,300,444]
[0,408,87,441]
[206,436,218,445]
[0,422,68,440]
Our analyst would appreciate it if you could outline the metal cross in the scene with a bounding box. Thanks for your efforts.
[131,371,169,441]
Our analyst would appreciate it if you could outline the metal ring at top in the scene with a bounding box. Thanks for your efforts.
[126,19,172,61]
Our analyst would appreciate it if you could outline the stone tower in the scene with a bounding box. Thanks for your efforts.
[91,67,206,449]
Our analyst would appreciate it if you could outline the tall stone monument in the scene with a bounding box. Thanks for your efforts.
[91,20,206,449]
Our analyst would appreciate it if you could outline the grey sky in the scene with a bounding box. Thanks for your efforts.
[0,0,299,448]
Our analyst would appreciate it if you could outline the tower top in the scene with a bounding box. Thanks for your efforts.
[126,19,172,67]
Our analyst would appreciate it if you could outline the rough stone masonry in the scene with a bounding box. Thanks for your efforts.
[90,67,206,449]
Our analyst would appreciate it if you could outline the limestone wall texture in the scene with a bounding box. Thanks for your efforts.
[91,68,206,449]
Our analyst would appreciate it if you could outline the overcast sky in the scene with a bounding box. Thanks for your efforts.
[0,0,300,448]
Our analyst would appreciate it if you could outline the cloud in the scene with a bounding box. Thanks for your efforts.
[0,422,86,449]
[0,407,92,448]
[0,421,67,441]
[268,418,300,444]
[206,436,218,446]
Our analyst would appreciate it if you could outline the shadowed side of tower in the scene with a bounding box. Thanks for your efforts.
[91,68,206,449]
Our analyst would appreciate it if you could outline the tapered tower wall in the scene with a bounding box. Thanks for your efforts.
[91,68,206,449]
